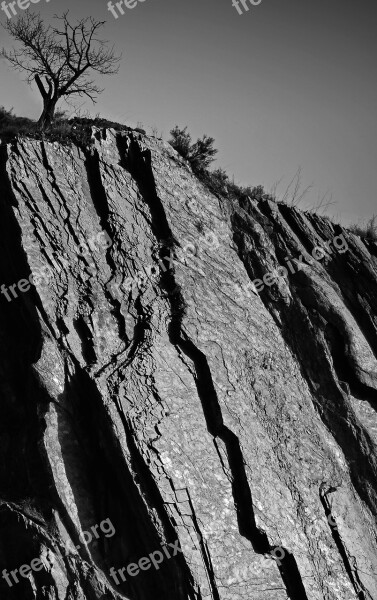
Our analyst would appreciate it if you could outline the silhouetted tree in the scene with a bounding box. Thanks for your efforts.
[1,12,120,129]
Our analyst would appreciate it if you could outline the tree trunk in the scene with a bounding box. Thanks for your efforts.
[37,98,57,130]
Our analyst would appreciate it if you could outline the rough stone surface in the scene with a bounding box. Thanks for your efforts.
[0,128,377,599]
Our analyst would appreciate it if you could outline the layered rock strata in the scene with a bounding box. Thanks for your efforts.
[0,129,376,600]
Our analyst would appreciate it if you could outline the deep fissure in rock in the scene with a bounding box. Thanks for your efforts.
[120,133,309,600]
[229,204,377,518]
[320,488,367,600]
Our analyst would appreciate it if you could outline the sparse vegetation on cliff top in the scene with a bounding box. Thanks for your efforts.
[168,125,274,203]
[348,215,377,241]
[0,106,134,145]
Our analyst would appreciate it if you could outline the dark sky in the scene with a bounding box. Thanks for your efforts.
[1,0,376,224]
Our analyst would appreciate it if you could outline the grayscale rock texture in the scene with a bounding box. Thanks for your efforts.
[0,128,377,600]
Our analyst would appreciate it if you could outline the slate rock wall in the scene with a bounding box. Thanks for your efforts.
[0,129,376,600]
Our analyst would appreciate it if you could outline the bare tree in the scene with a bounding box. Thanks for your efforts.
[1,12,121,129]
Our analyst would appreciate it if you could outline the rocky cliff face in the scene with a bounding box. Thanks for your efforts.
[0,128,377,600]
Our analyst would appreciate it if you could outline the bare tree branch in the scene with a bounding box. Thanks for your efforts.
[1,11,121,128]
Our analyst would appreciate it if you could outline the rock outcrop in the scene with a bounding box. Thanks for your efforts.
[0,128,377,600]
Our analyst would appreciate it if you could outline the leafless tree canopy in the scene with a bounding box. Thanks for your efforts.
[1,12,121,128]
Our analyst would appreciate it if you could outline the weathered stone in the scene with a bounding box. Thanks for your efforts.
[0,128,376,599]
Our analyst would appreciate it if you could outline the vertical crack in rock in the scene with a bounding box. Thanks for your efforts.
[230,204,377,517]
[319,486,369,600]
[39,141,81,249]
[2,133,377,599]
[64,136,197,599]
[0,139,196,600]
[119,133,309,600]
[81,141,130,345]
[0,145,110,599]
[63,357,196,600]
[185,489,220,600]
[73,314,97,366]
[324,321,377,412]
[276,201,377,360]
[109,388,198,600]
